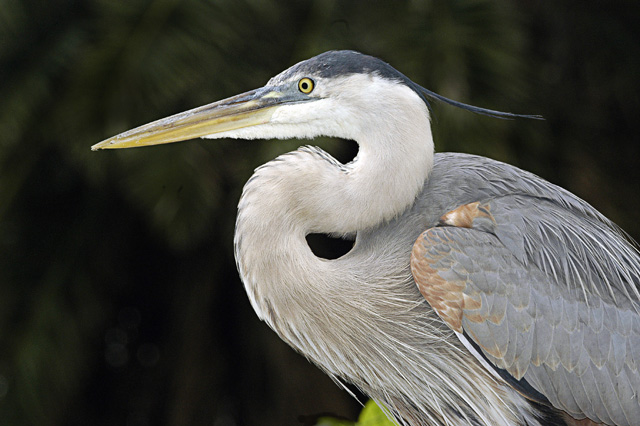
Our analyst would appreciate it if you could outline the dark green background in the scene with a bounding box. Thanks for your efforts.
[1,1,639,425]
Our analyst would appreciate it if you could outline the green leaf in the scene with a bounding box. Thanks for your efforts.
[357,400,397,426]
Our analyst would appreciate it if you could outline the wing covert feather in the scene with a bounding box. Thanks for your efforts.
[411,195,640,425]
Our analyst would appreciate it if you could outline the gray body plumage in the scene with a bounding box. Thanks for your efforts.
[412,154,640,425]
[235,149,640,426]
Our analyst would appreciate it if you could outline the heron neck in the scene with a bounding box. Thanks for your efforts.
[234,110,434,326]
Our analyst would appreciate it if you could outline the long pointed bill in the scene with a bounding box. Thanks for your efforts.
[92,88,290,150]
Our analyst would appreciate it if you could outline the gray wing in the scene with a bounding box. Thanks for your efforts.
[410,195,640,426]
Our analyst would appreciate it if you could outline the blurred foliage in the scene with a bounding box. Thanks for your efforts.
[0,1,639,425]
[313,400,395,426]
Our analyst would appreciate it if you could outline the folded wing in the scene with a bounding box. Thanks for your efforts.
[411,196,640,425]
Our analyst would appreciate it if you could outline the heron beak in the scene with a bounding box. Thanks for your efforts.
[91,88,289,150]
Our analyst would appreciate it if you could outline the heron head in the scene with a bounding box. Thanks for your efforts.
[92,50,540,151]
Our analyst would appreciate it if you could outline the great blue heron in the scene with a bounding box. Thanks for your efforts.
[93,51,640,426]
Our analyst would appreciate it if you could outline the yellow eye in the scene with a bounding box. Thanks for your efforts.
[298,78,314,94]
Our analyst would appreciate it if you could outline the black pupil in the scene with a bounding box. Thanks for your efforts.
[301,81,308,90]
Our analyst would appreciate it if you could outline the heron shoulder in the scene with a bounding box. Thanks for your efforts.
[424,153,614,226]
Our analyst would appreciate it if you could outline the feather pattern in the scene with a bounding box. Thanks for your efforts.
[411,190,640,425]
